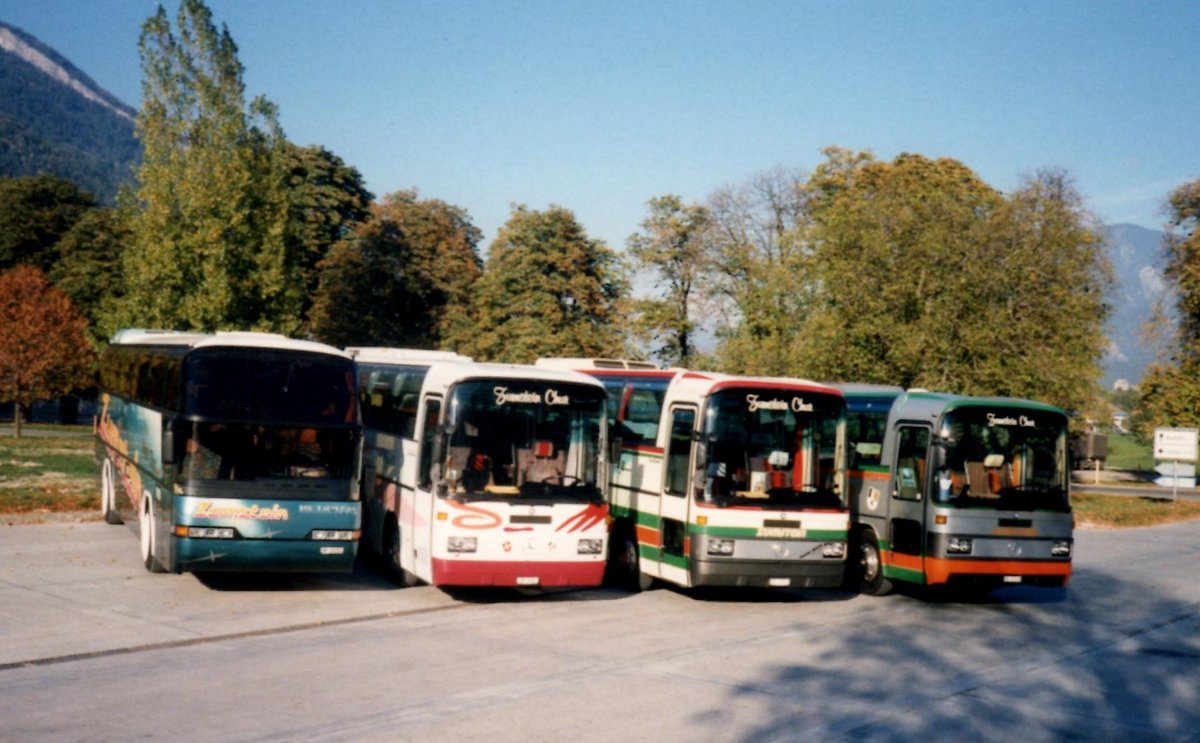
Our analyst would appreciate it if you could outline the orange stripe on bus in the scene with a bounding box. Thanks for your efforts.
[635,524,661,548]
[924,557,1071,585]
[884,551,924,572]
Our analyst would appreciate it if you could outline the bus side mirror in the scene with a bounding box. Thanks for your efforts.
[161,422,177,465]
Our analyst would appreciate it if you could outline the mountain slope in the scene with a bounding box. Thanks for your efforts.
[0,21,139,204]
[1102,223,1172,386]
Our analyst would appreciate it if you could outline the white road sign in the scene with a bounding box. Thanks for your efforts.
[1155,461,1196,478]
[1154,475,1196,489]
[1153,428,1199,462]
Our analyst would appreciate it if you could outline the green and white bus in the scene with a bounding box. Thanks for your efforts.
[838,386,1074,594]
[537,359,850,591]
[96,330,362,573]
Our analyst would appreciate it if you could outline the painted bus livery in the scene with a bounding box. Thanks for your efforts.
[838,386,1073,594]
[96,330,363,573]
[351,349,610,588]
[537,359,850,591]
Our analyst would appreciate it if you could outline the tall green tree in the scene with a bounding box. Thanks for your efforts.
[797,152,1110,414]
[310,189,482,348]
[626,195,712,366]
[706,167,814,375]
[48,207,130,349]
[110,0,295,335]
[451,205,628,363]
[0,175,97,273]
[1135,178,1200,433]
[280,142,373,328]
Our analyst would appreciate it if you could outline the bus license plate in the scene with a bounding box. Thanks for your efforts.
[768,578,791,587]
[517,576,540,586]
[1003,575,1021,583]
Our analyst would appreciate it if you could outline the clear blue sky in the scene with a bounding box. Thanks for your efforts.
[2,0,1197,252]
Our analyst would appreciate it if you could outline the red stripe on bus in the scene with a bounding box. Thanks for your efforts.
[707,379,838,395]
[431,559,605,588]
[622,444,665,455]
[849,470,890,481]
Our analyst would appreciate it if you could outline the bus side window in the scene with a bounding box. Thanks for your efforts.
[418,398,442,490]
[894,425,928,501]
[664,407,695,497]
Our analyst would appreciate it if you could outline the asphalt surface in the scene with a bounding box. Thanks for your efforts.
[1,518,1198,741]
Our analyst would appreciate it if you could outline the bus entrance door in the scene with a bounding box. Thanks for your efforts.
[886,424,930,584]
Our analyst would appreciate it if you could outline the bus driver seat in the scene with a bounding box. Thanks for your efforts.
[518,440,565,485]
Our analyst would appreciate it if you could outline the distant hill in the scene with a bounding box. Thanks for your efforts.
[1102,223,1173,387]
[0,21,139,204]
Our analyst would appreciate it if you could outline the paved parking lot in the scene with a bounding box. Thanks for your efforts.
[1,519,1198,742]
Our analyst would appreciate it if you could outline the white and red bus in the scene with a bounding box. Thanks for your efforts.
[350,349,610,588]
[537,359,850,591]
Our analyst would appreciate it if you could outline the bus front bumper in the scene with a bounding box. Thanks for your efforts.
[174,537,359,573]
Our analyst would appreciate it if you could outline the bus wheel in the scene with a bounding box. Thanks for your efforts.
[609,525,653,592]
[857,530,892,596]
[100,460,122,525]
[384,515,421,587]
[140,495,166,574]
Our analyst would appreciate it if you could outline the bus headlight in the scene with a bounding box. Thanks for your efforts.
[822,542,846,558]
[577,538,603,555]
[1051,540,1072,557]
[946,537,973,554]
[447,536,477,553]
[311,529,359,541]
[707,538,735,556]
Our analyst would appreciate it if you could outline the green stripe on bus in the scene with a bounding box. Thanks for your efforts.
[694,524,848,540]
[882,564,925,583]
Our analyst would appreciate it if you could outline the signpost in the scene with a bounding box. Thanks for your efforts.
[1152,428,1198,500]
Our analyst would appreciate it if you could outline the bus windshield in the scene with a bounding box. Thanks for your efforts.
[184,348,357,425]
[699,388,843,508]
[934,407,1069,511]
[442,380,606,501]
[179,421,359,488]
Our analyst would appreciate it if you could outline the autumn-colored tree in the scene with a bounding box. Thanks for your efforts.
[626,195,712,367]
[450,205,628,363]
[1135,178,1200,435]
[310,189,482,348]
[796,152,1110,414]
[0,266,95,436]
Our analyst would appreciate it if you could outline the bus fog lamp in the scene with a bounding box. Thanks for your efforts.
[1051,540,1072,557]
[311,529,358,541]
[185,526,235,539]
[448,536,477,553]
[577,538,603,555]
[707,538,735,556]
[946,537,973,554]
[822,542,846,558]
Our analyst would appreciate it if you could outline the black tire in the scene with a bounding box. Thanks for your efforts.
[384,514,421,587]
[140,495,166,574]
[100,459,122,525]
[608,523,654,592]
[856,529,892,596]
